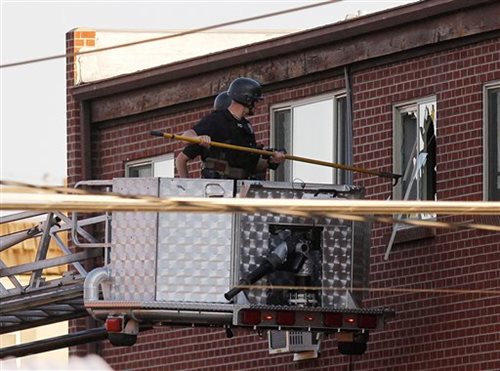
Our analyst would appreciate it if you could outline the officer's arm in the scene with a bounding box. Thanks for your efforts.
[182,129,211,148]
[182,129,197,138]
[175,152,191,178]
[255,158,269,173]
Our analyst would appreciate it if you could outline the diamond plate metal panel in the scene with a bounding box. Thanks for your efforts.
[111,178,159,301]
[321,221,352,307]
[234,181,368,308]
[156,179,234,303]
[352,218,371,303]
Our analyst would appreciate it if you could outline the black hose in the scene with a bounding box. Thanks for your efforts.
[224,260,275,301]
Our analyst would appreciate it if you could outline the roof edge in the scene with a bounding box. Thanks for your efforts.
[71,0,497,100]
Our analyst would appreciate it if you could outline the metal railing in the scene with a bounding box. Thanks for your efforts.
[0,181,112,334]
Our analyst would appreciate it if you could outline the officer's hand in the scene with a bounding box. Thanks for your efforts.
[267,151,285,171]
[270,151,286,164]
[197,135,211,148]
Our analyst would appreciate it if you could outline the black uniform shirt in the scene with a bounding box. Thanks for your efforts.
[182,109,260,173]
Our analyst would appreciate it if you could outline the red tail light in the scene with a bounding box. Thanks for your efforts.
[105,317,123,332]
[304,314,315,322]
[240,309,261,325]
[358,314,378,329]
[345,315,357,325]
[323,312,342,327]
[276,311,295,326]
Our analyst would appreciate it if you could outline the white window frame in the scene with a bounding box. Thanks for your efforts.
[270,92,347,184]
[483,81,500,201]
[393,96,437,221]
[125,153,174,178]
[385,97,438,258]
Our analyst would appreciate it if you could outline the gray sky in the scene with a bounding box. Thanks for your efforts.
[1,0,416,186]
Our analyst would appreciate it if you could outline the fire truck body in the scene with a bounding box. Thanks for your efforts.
[84,178,393,353]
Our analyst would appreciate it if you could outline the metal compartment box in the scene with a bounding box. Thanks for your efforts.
[108,178,369,311]
[233,180,369,308]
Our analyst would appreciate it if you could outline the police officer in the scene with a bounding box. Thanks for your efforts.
[175,91,232,177]
[213,91,232,111]
[175,77,285,179]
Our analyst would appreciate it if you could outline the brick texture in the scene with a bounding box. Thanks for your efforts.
[66,30,81,188]
[66,29,102,358]
[351,37,500,371]
[67,33,500,370]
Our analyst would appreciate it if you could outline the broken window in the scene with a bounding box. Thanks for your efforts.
[393,98,437,220]
[384,98,438,257]
[271,93,348,184]
[485,83,500,201]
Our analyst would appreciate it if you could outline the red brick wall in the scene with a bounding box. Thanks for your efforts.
[91,110,206,180]
[66,30,81,188]
[66,28,96,185]
[350,37,500,370]
[68,35,500,369]
[67,29,103,357]
[100,328,346,370]
[66,30,85,357]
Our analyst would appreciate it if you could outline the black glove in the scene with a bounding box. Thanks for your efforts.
[265,147,286,170]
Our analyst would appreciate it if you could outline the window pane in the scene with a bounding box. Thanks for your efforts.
[336,96,347,184]
[394,99,436,221]
[487,87,500,200]
[419,103,437,202]
[273,109,291,182]
[400,111,418,200]
[153,157,175,177]
[397,102,436,203]
[292,99,334,184]
[128,164,153,178]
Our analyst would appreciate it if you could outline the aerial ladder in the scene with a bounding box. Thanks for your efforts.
[0,181,112,358]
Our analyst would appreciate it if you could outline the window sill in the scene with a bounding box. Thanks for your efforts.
[393,225,436,245]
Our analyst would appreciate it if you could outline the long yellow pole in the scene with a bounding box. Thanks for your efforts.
[2,191,500,215]
[150,131,401,182]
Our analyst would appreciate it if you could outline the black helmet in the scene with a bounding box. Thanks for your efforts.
[213,91,232,110]
[227,77,263,108]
